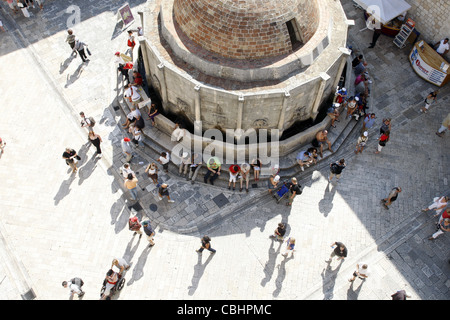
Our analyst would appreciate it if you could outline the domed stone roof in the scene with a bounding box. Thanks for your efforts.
[173,0,320,60]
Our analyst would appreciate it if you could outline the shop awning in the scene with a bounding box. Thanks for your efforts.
[353,0,411,24]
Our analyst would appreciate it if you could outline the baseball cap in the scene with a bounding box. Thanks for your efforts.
[124,137,131,142]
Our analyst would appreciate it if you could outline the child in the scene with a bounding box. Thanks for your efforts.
[282,237,295,257]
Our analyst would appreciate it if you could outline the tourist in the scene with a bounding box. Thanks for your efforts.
[352,54,363,68]
[145,162,158,184]
[375,131,390,154]
[6,0,19,14]
[130,70,143,87]
[296,150,313,171]
[267,173,280,195]
[434,38,449,56]
[381,187,402,210]
[158,183,174,203]
[127,30,136,54]
[346,96,358,119]
[312,129,333,158]
[379,118,391,135]
[62,277,85,299]
[327,105,340,128]
[354,131,368,154]
[124,83,142,108]
[62,148,79,173]
[171,122,185,142]
[79,112,94,133]
[328,158,346,182]
[326,242,348,262]
[188,153,202,184]
[128,216,142,237]
[436,113,450,137]
[271,222,286,241]
[147,103,159,126]
[204,156,221,185]
[228,164,240,191]
[354,60,367,76]
[120,163,135,180]
[420,90,439,113]
[239,162,250,192]
[428,218,450,240]
[142,220,155,247]
[196,235,216,254]
[111,258,130,276]
[121,137,133,162]
[88,131,102,158]
[157,151,170,173]
[0,137,6,159]
[307,147,318,165]
[124,173,138,201]
[349,262,369,281]
[179,151,191,177]
[72,39,89,63]
[281,237,295,257]
[251,158,261,181]
[422,196,448,217]
[130,124,144,148]
[122,106,140,129]
[287,177,301,206]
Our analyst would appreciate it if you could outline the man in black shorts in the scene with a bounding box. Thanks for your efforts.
[287,177,302,206]
[381,187,402,210]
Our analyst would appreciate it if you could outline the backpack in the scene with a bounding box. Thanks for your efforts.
[330,163,340,174]
[88,117,96,127]
[70,277,84,287]
[129,216,141,230]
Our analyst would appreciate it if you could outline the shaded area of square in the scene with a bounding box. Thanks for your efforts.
[212,193,229,208]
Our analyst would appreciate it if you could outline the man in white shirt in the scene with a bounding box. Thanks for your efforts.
[349,262,369,282]
[124,83,142,107]
[62,278,85,299]
[435,38,449,56]
[122,106,141,129]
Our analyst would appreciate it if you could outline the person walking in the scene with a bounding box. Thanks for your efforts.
[0,137,6,159]
[354,131,368,154]
[281,237,295,257]
[328,159,346,182]
[158,183,174,203]
[121,137,133,162]
[375,131,390,154]
[128,216,142,237]
[73,39,89,63]
[124,173,138,201]
[391,290,411,300]
[62,277,85,299]
[381,187,402,210]
[379,118,391,135]
[326,242,348,262]
[157,152,170,173]
[196,235,216,254]
[422,196,448,217]
[65,29,77,54]
[142,220,155,247]
[88,131,102,158]
[79,112,94,133]
[287,177,301,206]
[6,0,19,14]
[349,262,369,281]
[428,218,450,240]
[420,90,439,113]
[145,162,158,184]
[436,113,450,137]
[62,148,79,173]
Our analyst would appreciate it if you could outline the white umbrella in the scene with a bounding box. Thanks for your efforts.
[353,0,411,24]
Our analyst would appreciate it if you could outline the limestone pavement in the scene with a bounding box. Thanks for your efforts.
[0,0,448,303]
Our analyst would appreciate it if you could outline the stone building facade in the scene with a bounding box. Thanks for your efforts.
[140,0,350,137]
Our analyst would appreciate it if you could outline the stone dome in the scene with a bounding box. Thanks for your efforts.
[173,0,320,60]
